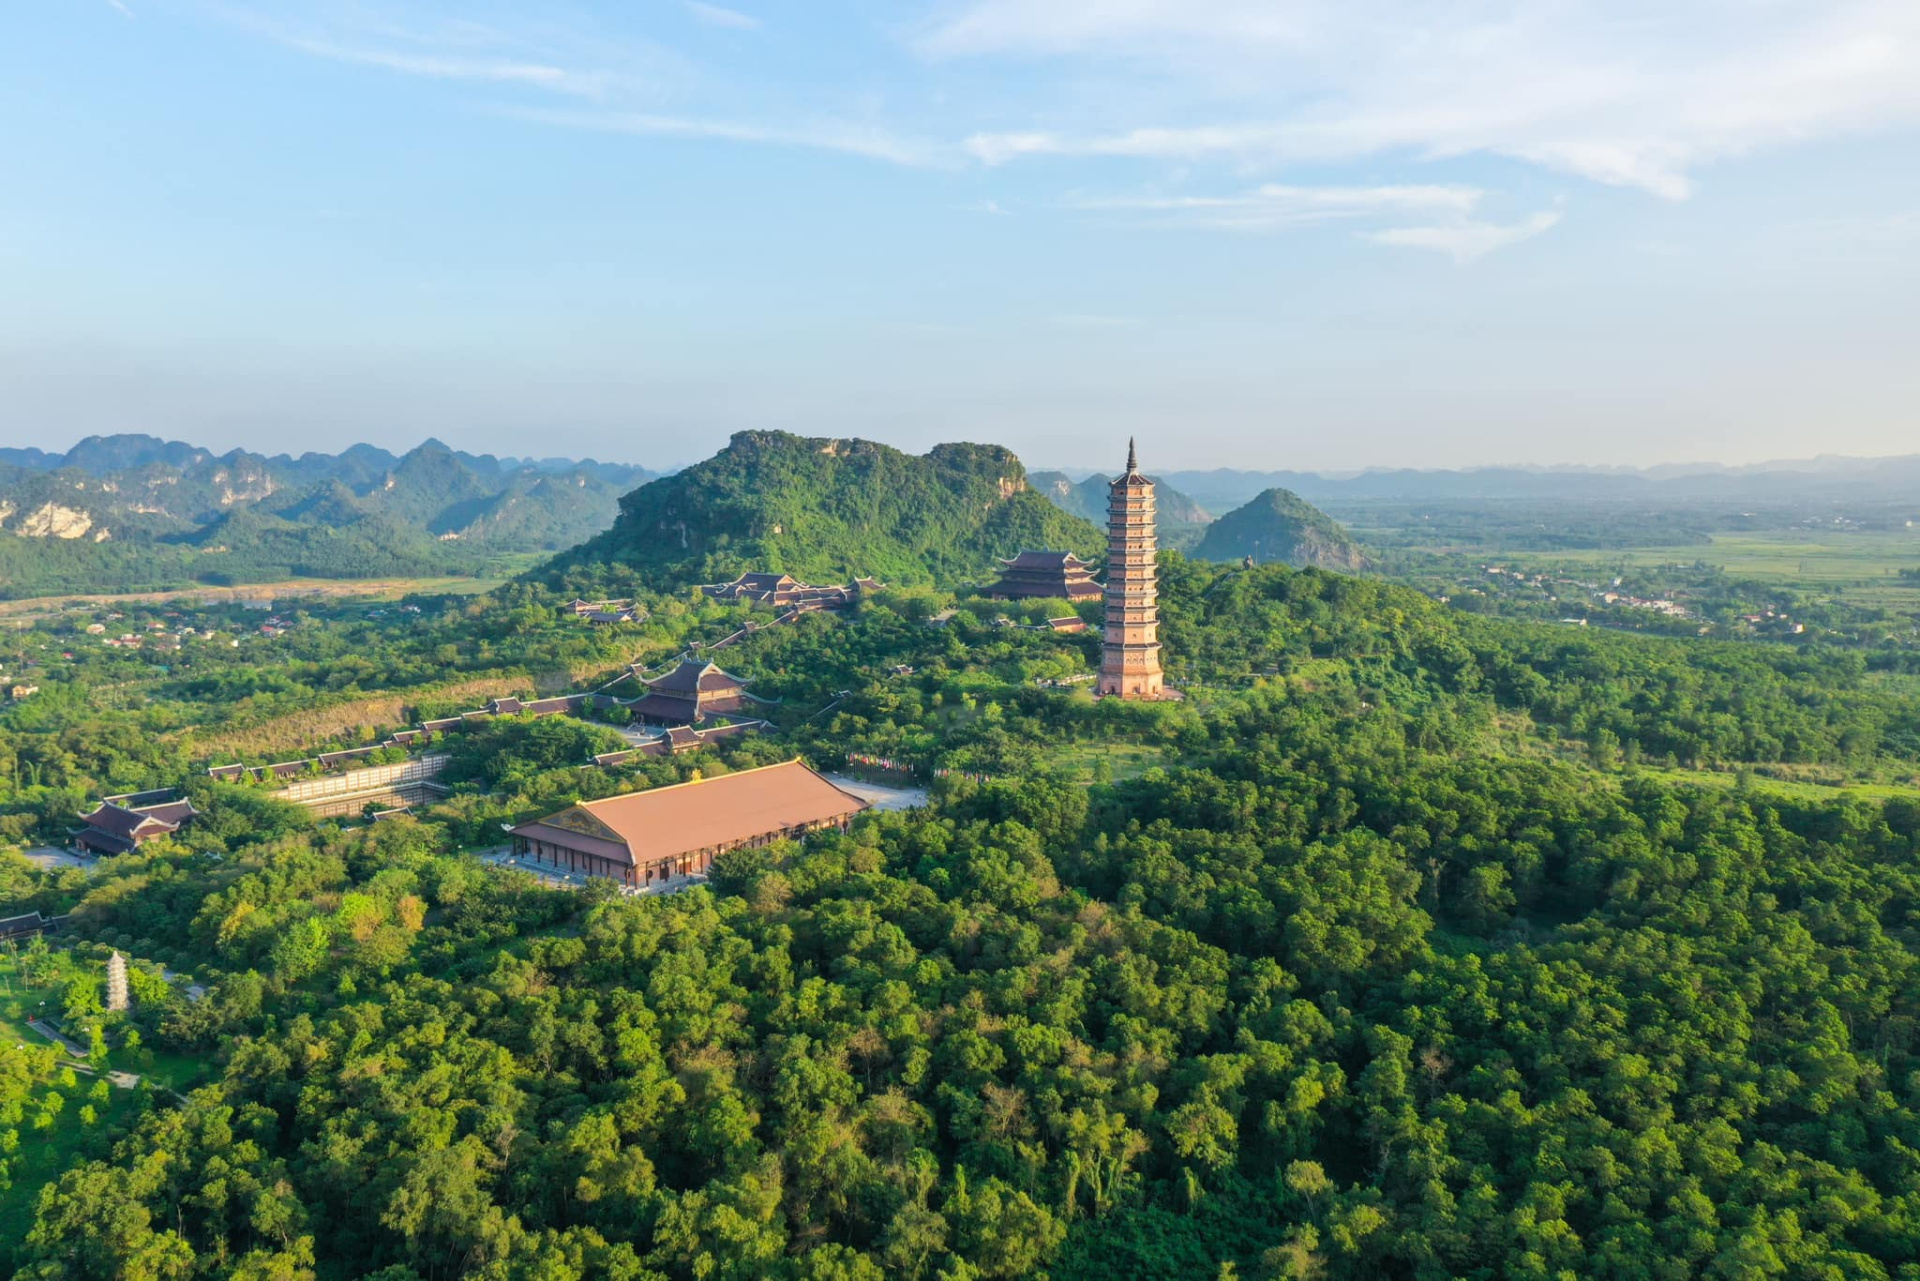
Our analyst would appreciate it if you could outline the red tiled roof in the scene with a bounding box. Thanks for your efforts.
[645,659,748,696]
[511,760,867,868]
[1001,550,1092,570]
[622,691,702,723]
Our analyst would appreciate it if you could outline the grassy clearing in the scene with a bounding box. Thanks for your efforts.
[1051,741,1167,784]
[1646,766,1920,803]
[0,960,65,1053]
[1481,712,1920,801]
[0,956,209,1092]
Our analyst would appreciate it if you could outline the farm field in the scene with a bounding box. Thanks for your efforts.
[1583,530,1920,583]
[0,571,520,623]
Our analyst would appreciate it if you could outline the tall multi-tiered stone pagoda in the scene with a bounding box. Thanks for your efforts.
[106,950,130,1012]
[1098,440,1166,699]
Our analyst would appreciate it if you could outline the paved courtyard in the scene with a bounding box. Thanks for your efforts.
[18,845,90,871]
[823,774,929,812]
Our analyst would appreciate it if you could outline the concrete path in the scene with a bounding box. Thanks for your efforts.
[161,967,208,1002]
[27,1018,87,1057]
[24,1023,150,1089]
[822,774,929,812]
[18,846,90,871]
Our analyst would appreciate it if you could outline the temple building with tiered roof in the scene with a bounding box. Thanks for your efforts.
[987,550,1104,602]
[622,658,769,725]
[702,572,882,609]
[73,795,199,857]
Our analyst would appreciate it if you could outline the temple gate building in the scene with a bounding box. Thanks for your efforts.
[702,572,883,609]
[988,550,1104,602]
[1097,440,1166,699]
[623,658,769,725]
[73,795,199,857]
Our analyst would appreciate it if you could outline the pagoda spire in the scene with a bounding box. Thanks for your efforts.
[1127,437,1138,474]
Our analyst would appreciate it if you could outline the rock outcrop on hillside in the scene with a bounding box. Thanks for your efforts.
[1192,488,1368,571]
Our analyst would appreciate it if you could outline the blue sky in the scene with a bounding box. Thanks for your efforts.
[3,0,1917,471]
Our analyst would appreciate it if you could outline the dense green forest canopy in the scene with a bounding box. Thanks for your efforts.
[4,554,1920,1277]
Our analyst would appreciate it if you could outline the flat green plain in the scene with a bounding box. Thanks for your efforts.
[1559,530,1920,587]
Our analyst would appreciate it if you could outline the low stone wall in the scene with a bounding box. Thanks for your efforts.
[267,753,451,805]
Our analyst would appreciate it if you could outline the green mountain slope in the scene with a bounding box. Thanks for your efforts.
[1030,469,1213,551]
[1191,487,1368,570]
[545,431,1103,588]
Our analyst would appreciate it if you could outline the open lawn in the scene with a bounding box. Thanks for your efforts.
[1051,741,1167,784]
[1649,766,1920,804]
[0,956,210,1092]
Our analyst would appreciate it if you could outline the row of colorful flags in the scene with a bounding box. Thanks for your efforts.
[844,753,995,785]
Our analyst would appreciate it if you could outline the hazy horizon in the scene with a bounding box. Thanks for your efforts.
[15,426,1920,483]
[6,1,1918,471]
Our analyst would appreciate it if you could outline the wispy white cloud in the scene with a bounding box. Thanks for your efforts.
[278,34,613,96]
[213,6,688,102]
[204,1,1920,202]
[106,0,134,18]
[211,6,945,167]
[963,199,1013,216]
[496,106,945,168]
[685,2,760,32]
[934,0,1920,199]
[1367,211,1562,262]
[1067,179,1546,259]
[1069,182,1484,229]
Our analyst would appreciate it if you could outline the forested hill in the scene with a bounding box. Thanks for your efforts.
[0,434,653,596]
[1192,487,1368,570]
[542,431,1103,590]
